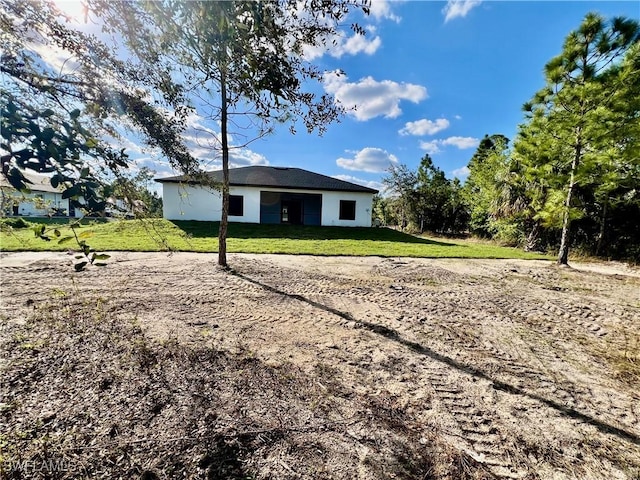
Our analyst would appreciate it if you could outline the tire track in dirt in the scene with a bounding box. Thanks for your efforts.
[366,263,640,440]
[228,259,535,478]
[2,254,639,479]
[264,258,639,477]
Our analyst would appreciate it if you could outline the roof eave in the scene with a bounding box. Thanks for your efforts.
[156,178,376,193]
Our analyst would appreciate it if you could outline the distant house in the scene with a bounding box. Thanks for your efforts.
[156,166,378,227]
[0,171,83,218]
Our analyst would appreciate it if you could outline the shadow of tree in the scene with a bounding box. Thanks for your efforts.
[231,270,640,448]
[171,221,458,246]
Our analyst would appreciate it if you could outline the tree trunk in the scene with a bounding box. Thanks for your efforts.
[524,222,540,252]
[595,197,608,256]
[218,69,229,268]
[557,136,581,266]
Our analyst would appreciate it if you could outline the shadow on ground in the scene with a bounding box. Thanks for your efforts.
[171,221,457,246]
[231,270,640,449]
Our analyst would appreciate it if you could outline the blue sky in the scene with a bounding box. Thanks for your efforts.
[49,1,640,193]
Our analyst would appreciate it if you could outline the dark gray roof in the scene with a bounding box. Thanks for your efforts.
[156,166,378,194]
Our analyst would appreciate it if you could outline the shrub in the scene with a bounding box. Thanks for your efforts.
[0,217,30,229]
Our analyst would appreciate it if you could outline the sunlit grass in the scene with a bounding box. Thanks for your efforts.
[0,218,551,259]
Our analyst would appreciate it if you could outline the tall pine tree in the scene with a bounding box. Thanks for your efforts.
[521,13,639,265]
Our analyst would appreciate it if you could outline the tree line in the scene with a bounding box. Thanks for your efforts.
[377,13,639,264]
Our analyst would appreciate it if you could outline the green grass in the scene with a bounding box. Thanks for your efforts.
[0,218,552,259]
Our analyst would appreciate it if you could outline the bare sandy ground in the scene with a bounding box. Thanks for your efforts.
[1,251,639,479]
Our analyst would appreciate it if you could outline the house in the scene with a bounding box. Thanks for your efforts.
[156,166,378,227]
[0,171,83,218]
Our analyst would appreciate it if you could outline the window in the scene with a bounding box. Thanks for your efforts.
[339,200,356,220]
[229,195,244,216]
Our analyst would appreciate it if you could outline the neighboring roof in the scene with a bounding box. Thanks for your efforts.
[0,170,63,194]
[156,166,378,194]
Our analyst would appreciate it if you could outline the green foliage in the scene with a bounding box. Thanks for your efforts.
[1,0,198,216]
[382,164,417,230]
[28,220,110,271]
[382,158,469,235]
[371,194,390,226]
[518,12,640,264]
[0,217,30,229]
[461,14,640,261]
[463,135,525,241]
[102,167,163,218]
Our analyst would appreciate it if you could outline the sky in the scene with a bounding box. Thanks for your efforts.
[45,1,640,194]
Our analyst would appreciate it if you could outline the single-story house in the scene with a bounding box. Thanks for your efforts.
[156,166,378,227]
[0,170,83,218]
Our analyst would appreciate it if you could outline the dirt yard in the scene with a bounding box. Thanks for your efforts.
[1,252,639,479]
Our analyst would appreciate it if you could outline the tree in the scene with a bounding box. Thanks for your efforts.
[372,194,391,226]
[1,0,197,213]
[521,13,639,265]
[382,159,470,235]
[382,164,417,230]
[464,135,512,237]
[415,154,451,233]
[96,0,370,267]
[444,177,470,235]
[103,167,163,218]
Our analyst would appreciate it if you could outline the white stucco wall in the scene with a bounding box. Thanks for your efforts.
[162,183,260,221]
[320,191,373,227]
[162,183,374,227]
[6,191,81,218]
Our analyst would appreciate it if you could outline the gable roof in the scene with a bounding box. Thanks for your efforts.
[156,166,378,194]
[0,170,64,194]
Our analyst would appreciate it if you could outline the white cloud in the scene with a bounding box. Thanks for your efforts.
[303,31,381,60]
[419,140,442,154]
[337,33,382,57]
[324,71,427,121]
[369,0,401,23]
[454,114,462,120]
[451,166,470,179]
[399,118,450,136]
[229,149,269,167]
[181,113,269,168]
[336,147,399,173]
[419,136,479,153]
[333,174,384,192]
[441,136,480,149]
[443,0,482,22]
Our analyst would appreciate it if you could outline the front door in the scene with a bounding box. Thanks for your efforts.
[281,200,302,224]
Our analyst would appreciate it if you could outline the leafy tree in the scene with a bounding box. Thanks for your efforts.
[464,135,514,238]
[415,154,452,233]
[103,167,163,218]
[383,159,470,235]
[521,13,639,265]
[382,164,417,230]
[0,0,197,214]
[96,0,370,267]
[372,194,391,226]
[444,178,470,235]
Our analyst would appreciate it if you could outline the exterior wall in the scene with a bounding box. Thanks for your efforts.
[321,191,373,227]
[162,183,262,222]
[162,183,221,221]
[162,182,374,227]
[1,190,82,218]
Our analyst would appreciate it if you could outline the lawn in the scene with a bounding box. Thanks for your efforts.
[0,218,551,259]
